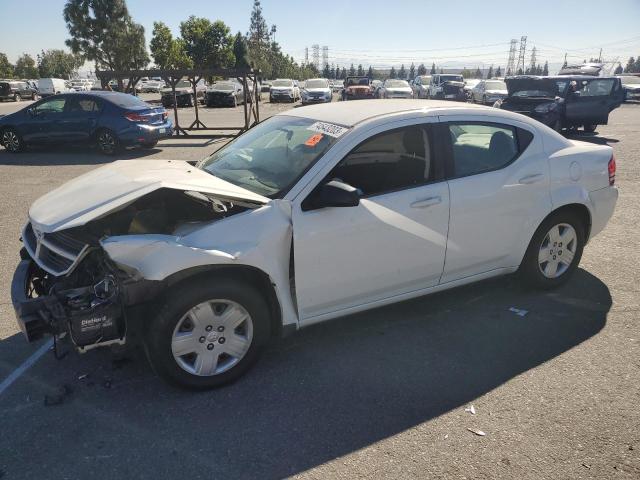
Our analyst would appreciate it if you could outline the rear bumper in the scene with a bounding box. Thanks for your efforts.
[119,121,174,146]
[588,186,618,239]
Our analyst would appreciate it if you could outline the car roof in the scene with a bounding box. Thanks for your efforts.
[283,99,503,127]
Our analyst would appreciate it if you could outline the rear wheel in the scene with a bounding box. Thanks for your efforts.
[1,128,25,152]
[584,124,597,133]
[96,129,120,155]
[13,93,21,102]
[519,211,585,289]
[145,278,271,389]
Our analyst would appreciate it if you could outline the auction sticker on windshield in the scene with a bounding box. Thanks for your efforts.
[307,121,348,138]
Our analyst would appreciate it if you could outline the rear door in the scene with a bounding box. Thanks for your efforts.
[565,78,616,125]
[438,116,552,283]
[59,96,102,142]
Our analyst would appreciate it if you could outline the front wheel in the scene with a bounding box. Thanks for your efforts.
[14,93,21,102]
[519,211,585,289]
[1,128,25,152]
[584,124,597,133]
[145,278,271,389]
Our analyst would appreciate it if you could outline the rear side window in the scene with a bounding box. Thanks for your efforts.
[107,93,150,109]
[66,97,101,112]
[578,79,615,97]
[448,122,529,178]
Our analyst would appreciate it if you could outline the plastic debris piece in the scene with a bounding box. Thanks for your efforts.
[444,434,449,439]
[467,428,486,436]
[509,307,529,317]
[465,405,476,415]
[78,373,89,380]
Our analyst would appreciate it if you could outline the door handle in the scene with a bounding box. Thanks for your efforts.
[410,196,442,208]
[518,173,544,185]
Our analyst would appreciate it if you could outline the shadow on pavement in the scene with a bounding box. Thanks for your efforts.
[0,144,160,166]
[0,269,611,479]
[565,131,619,145]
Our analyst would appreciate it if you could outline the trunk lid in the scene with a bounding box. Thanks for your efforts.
[29,160,269,232]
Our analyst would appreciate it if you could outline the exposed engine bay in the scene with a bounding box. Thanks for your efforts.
[14,188,253,352]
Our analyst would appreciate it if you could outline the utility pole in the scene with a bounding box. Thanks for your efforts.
[517,36,527,74]
[312,44,320,70]
[529,46,537,74]
[322,46,329,72]
[304,47,309,66]
[506,38,517,76]
[598,48,602,63]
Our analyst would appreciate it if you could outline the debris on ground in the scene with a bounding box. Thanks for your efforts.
[467,428,486,437]
[465,405,476,415]
[509,307,529,317]
[581,463,591,469]
[77,373,89,380]
[44,384,73,406]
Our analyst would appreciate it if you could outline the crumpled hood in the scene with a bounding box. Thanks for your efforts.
[29,160,269,233]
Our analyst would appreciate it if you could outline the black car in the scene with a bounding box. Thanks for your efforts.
[205,81,245,107]
[0,92,173,154]
[0,80,38,102]
[498,76,624,132]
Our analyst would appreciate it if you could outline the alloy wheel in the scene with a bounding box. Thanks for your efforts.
[538,223,577,278]
[171,299,254,376]
[2,130,21,152]
[97,131,116,154]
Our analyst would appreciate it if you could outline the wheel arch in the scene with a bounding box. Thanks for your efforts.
[537,202,592,242]
[163,264,284,338]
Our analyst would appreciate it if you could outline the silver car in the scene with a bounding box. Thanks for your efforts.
[378,79,413,99]
[470,79,508,105]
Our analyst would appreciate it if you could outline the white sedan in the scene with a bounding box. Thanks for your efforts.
[12,100,618,389]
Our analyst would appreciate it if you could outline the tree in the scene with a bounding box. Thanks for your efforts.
[614,63,623,75]
[233,32,250,69]
[367,65,373,79]
[516,67,523,75]
[356,64,363,76]
[398,64,406,79]
[63,0,148,74]
[180,17,234,69]
[408,63,415,80]
[14,54,38,78]
[37,49,83,78]
[625,57,636,73]
[542,61,549,76]
[330,64,336,79]
[0,53,13,78]
[439,68,444,74]
[389,66,397,79]
[417,63,427,76]
[486,65,493,79]
[150,22,193,70]
[430,62,436,74]
[495,66,502,77]
[322,63,331,78]
[348,63,355,76]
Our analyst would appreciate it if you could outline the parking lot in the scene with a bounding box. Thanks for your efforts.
[0,98,639,479]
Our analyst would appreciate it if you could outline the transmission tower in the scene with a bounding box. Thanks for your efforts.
[304,47,309,65]
[322,46,329,71]
[517,36,527,74]
[312,44,320,69]
[506,39,517,75]
[528,46,537,74]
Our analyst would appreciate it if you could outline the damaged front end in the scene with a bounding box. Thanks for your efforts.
[12,185,257,353]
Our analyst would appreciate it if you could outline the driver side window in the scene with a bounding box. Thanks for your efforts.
[34,97,66,114]
[327,125,434,197]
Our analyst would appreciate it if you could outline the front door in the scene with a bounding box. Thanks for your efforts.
[292,124,450,322]
[565,78,616,125]
[22,96,67,144]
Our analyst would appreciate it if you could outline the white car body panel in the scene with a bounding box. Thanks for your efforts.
[22,100,618,335]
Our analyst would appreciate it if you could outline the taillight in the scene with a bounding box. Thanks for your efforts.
[124,112,148,122]
[608,154,616,186]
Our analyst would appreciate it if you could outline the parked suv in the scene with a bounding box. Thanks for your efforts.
[0,81,38,102]
[412,75,431,98]
[428,74,466,101]
[341,76,375,100]
[497,75,624,132]
[161,79,207,107]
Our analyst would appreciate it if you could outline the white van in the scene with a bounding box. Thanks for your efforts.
[37,78,69,97]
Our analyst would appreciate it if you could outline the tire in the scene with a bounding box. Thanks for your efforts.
[31,92,38,101]
[96,129,121,155]
[144,278,271,389]
[14,93,21,102]
[519,210,585,289]
[232,96,237,108]
[584,124,597,133]
[188,95,194,107]
[1,128,25,152]
[552,119,563,133]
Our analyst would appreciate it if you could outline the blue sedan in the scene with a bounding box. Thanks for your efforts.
[0,91,173,154]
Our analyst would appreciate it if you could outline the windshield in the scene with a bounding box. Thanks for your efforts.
[620,76,640,84]
[213,82,236,91]
[272,80,293,87]
[175,80,191,88]
[485,81,506,90]
[385,80,409,88]
[441,75,463,82]
[199,115,345,197]
[305,79,329,88]
[346,77,369,86]
[512,89,555,98]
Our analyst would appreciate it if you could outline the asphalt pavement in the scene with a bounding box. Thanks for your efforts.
[0,96,638,479]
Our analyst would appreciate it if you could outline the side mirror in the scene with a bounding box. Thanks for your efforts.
[308,180,360,210]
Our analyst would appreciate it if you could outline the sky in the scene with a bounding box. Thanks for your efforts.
[1,0,639,74]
